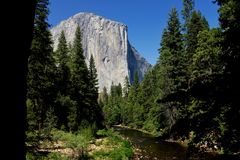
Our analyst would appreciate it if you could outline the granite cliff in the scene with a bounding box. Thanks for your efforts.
[51,12,151,92]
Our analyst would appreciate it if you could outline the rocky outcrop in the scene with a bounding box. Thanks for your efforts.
[51,12,151,92]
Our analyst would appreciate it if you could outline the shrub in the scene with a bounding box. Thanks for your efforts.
[93,129,133,159]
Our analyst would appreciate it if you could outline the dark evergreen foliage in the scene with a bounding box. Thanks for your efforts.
[182,0,194,32]
[102,1,240,156]
[27,0,56,131]
[88,54,104,128]
[55,31,71,129]
[214,0,240,154]
[123,76,130,97]
[186,10,209,62]
[70,26,91,130]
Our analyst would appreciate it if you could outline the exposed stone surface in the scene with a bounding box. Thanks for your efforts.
[51,12,151,92]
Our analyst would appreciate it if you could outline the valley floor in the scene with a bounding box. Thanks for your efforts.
[26,129,134,160]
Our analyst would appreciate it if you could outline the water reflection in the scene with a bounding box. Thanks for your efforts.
[113,126,186,160]
[113,126,240,160]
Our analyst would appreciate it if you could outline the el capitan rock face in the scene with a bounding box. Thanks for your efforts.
[51,12,151,92]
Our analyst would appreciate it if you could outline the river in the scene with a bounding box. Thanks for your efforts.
[113,126,239,160]
[113,126,187,160]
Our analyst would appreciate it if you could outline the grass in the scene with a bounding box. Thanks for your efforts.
[89,129,134,160]
[26,128,133,160]
[26,126,94,160]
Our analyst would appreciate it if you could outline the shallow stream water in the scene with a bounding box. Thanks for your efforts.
[113,126,187,160]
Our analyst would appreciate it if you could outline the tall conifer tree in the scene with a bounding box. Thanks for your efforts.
[182,0,194,33]
[123,76,130,98]
[186,11,209,63]
[158,8,184,93]
[157,8,184,134]
[89,54,98,97]
[70,26,90,129]
[215,0,240,153]
[55,31,71,129]
[88,54,103,127]
[27,0,56,131]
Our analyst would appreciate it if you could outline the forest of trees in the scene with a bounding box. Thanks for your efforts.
[26,0,103,150]
[26,0,239,158]
[101,0,240,156]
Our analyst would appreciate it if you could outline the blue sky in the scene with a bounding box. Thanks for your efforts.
[49,0,219,65]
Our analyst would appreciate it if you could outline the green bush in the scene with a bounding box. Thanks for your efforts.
[96,129,114,137]
[93,130,133,160]
[51,127,94,158]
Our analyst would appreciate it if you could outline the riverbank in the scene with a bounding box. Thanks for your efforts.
[112,125,187,159]
[113,124,188,147]
[89,129,134,159]
[111,125,239,160]
[112,124,155,136]
[26,128,134,160]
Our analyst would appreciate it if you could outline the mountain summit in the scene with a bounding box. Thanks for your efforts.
[51,12,151,92]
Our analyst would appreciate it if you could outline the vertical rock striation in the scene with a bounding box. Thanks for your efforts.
[51,12,151,92]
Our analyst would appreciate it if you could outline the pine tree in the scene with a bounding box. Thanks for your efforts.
[159,8,184,93]
[67,99,78,132]
[167,6,210,138]
[185,29,223,151]
[55,30,71,129]
[139,67,159,126]
[70,26,90,129]
[88,54,103,128]
[89,54,98,97]
[126,71,144,128]
[186,10,209,62]
[128,71,140,103]
[172,11,210,138]
[110,82,117,98]
[43,107,58,134]
[140,67,165,133]
[26,99,37,131]
[27,0,56,131]
[116,83,123,97]
[99,86,108,104]
[56,31,69,67]
[215,0,240,154]
[156,8,184,135]
[181,6,209,93]
[103,83,122,126]
[182,0,194,33]
[190,29,222,85]
[123,76,130,97]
